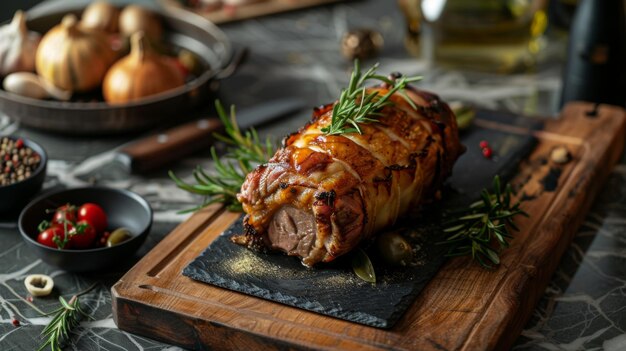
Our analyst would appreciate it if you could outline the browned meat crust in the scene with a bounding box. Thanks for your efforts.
[234,85,464,266]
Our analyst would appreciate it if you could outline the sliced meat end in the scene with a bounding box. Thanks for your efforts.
[268,206,316,258]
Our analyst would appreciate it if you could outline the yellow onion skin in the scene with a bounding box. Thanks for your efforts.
[81,1,120,33]
[119,5,162,41]
[103,31,184,104]
[35,14,116,92]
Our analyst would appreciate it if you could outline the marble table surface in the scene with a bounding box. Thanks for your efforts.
[1,1,625,350]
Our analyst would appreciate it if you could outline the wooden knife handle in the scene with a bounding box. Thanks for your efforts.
[119,118,223,173]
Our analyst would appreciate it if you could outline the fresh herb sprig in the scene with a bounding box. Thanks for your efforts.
[169,101,275,212]
[321,60,422,135]
[38,283,97,351]
[440,175,528,269]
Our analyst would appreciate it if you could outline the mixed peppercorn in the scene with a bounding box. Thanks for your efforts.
[0,137,41,186]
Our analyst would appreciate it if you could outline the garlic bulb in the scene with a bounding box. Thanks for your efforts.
[3,72,71,101]
[0,11,40,77]
[103,31,184,104]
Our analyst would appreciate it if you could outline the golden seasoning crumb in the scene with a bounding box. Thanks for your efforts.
[225,252,279,275]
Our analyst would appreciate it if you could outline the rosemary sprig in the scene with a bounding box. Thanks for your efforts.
[440,175,528,269]
[169,100,275,212]
[38,283,97,351]
[321,60,422,135]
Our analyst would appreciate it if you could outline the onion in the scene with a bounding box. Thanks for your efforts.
[119,5,162,41]
[103,31,184,104]
[35,14,116,92]
[81,0,120,33]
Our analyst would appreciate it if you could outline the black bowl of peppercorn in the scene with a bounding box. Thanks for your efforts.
[0,136,47,214]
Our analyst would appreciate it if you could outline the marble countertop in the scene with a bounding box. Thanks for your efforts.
[1,1,625,350]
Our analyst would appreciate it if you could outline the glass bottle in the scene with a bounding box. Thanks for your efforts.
[399,0,550,73]
[560,0,626,108]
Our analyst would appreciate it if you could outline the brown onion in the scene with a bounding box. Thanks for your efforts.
[81,1,120,33]
[35,14,116,92]
[103,31,184,104]
[119,5,162,41]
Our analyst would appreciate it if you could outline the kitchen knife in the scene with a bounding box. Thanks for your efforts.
[115,98,306,173]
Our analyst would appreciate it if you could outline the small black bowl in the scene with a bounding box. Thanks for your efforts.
[18,187,152,272]
[0,136,47,214]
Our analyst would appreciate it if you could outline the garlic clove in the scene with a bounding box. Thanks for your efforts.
[40,77,72,101]
[24,274,54,297]
[3,72,72,101]
[3,72,49,99]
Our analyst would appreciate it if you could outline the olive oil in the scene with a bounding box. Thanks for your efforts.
[400,0,549,73]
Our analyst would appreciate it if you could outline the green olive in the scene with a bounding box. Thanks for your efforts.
[375,231,413,267]
[106,228,132,247]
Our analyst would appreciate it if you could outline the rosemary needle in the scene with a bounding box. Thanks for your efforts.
[38,283,98,351]
[321,60,422,135]
[439,175,528,269]
[169,100,275,213]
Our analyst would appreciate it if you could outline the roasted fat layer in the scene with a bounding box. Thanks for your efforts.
[235,86,464,266]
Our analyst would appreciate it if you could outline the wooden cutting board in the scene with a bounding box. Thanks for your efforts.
[162,0,345,24]
[112,102,625,350]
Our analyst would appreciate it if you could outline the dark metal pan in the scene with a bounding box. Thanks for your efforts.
[0,1,232,135]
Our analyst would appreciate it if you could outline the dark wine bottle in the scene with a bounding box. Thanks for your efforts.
[560,0,626,108]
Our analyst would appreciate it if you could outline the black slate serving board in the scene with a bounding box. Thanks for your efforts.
[183,110,542,328]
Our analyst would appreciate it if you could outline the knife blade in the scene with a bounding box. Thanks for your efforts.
[115,98,306,173]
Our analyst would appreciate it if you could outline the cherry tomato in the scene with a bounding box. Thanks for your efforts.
[52,204,77,225]
[77,203,107,234]
[37,226,68,249]
[68,220,97,249]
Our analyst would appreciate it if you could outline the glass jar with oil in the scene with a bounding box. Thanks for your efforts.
[399,0,549,73]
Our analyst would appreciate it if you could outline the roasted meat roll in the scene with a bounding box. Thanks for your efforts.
[234,85,464,266]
